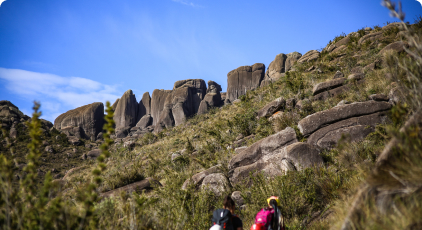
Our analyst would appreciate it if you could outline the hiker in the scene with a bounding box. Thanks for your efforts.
[211,195,243,230]
[250,196,285,230]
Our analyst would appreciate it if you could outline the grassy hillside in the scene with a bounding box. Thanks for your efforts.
[1,1,421,229]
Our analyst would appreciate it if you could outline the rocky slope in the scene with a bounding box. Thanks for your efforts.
[1,20,421,229]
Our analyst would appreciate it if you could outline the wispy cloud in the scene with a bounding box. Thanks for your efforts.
[0,67,121,122]
[171,0,204,8]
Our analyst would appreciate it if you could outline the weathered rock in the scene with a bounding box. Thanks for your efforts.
[114,90,138,130]
[68,136,81,146]
[285,52,302,72]
[96,132,103,140]
[151,89,173,126]
[114,126,130,138]
[312,78,346,95]
[286,98,296,110]
[9,128,17,139]
[54,102,104,140]
[389,86,406,105]
[268,111,284,122]
[296,99,312,111]
[156,107,174,132]
[358,31,383,45]
[382,22,403,31]
[379,41,409,55]
[333,71,344,79]
[182,165,222,190]
[227,63,265,102]
[229,127,297,170]
[307,111,389,149]
[265,53,288,81]
[234,146,248,154]
[197,93,222,115]
[231,134,255,149]
[101,178,162,198]
[257,97,286,119]
[138,92,151,122]
[336,100,350,107]
[229,142,322,185]
[87,149,101,159]
[231,191,244,206]
[313,84,352,101]
[136,114,152,129]
[347,73,365,81]
[298,50,320,63]
[111,98,120,111]
[45,146,54,153]
[207,81,222,94]
[335,36,351,47]
[298,101,392,136]
[351,66,363,74]
[369,94,389,102]
[201,173,229,196]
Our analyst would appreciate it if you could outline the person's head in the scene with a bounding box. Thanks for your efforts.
[223,195,235,213]
[267,196,280,208]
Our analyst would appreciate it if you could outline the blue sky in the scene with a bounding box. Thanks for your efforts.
[0,0,421,122]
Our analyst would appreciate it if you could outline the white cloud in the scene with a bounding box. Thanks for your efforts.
[171,0,204,8]
[0,67,121,122]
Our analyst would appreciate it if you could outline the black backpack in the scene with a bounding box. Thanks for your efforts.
[211,208,234,230]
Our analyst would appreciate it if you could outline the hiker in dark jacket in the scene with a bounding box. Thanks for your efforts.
[224,195,243,230]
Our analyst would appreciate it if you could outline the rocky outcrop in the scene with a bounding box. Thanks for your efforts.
[111,98,120,111]
[256,97,286,119]
[136,114,152,129]
[285,52,302,72]
[201,173,229,196]
[307,112,389,149]
[379,41,409,55]
[101,178,162,198]
[138,92,151,121]
[0,100,30,129]
[182,165,222,190]
[54,102,104,140]
[265,53,287,82]
[298,50,320,63]
[358,31,383,46]
[312,78,347,95]
[151,89,173,126]
[227,63,265,102]
[198,81,223,115]
[113,90,138,131]
[298,101,391,137]
[227,127,322,185]
[229,135,323,185]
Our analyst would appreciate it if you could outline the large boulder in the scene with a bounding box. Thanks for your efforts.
[265,53,288,81]
[227,63,265,102]
[229,142,323,186]
[358,31,383,46]
[136,114,152,129]
[229,127,298,170]
[54,102,104,140]
[207,80,222,94]
[0,100,29,129]
[151,89,173,126]
[285,52,302,72]
[201,173,229,196]
[312,78,346,95]
[307,111,389,149]
[298,101,392,137]
[138,92,151,121]
[379,41,409,55]
[101,178,162,198]
[298,50,320,63]
[113,90,138,130]
[197,93,222,115]
[182,165,222,190]
[256,97,286,119]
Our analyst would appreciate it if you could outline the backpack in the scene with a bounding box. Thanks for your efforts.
[211,209,234,230]
[254,208,274,229]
